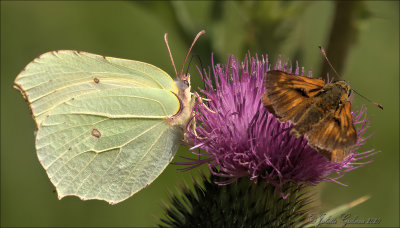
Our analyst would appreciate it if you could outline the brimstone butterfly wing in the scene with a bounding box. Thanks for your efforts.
[14,31,205,204]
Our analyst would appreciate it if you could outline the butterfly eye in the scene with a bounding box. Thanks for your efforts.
[184,79,190,87]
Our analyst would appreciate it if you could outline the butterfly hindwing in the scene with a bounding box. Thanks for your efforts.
[306,101,357,154]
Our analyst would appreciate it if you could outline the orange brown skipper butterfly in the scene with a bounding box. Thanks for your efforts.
[262,47,382,162]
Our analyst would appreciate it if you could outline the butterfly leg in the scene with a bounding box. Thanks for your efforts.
[189,92,216,138]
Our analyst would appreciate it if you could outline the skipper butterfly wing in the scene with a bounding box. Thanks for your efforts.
[263,70,324,122]
[305,101,357,161]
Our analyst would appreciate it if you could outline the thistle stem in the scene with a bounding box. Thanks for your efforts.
[319,1,364,80]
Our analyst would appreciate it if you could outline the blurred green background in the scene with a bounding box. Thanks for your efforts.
[1,1,398,227]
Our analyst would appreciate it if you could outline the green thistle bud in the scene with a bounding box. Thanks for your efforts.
[159,173,311,228]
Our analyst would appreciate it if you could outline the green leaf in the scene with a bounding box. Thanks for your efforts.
[14,51,186,204]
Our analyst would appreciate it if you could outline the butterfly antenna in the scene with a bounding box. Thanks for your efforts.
[186,53,207,89]
[351,89,383,110]
[319,46,341,79]
[185,53,204,76]
[179,30,206,78]
[319,46,383,110]
[164,33,178,77]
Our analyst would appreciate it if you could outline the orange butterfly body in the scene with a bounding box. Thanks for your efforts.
[262,70,357,162]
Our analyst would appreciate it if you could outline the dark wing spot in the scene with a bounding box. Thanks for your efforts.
[295,88,309,97]
[333,117,341,126]
[310,88,322,93]
[93,77,100,83]
[91,129,101,138]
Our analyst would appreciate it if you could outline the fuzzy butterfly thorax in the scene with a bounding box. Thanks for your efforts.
[300,81,351,127]
[316,81,351,109]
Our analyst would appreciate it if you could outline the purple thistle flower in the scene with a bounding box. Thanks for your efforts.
[182,54,375,197]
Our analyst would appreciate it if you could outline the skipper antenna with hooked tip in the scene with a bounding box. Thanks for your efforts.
[351,89,383,110]
[164,30,206,80]
[319,46,383,110]
[319,46,341,79]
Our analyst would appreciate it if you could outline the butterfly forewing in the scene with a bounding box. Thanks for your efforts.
[263,70,324,122]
